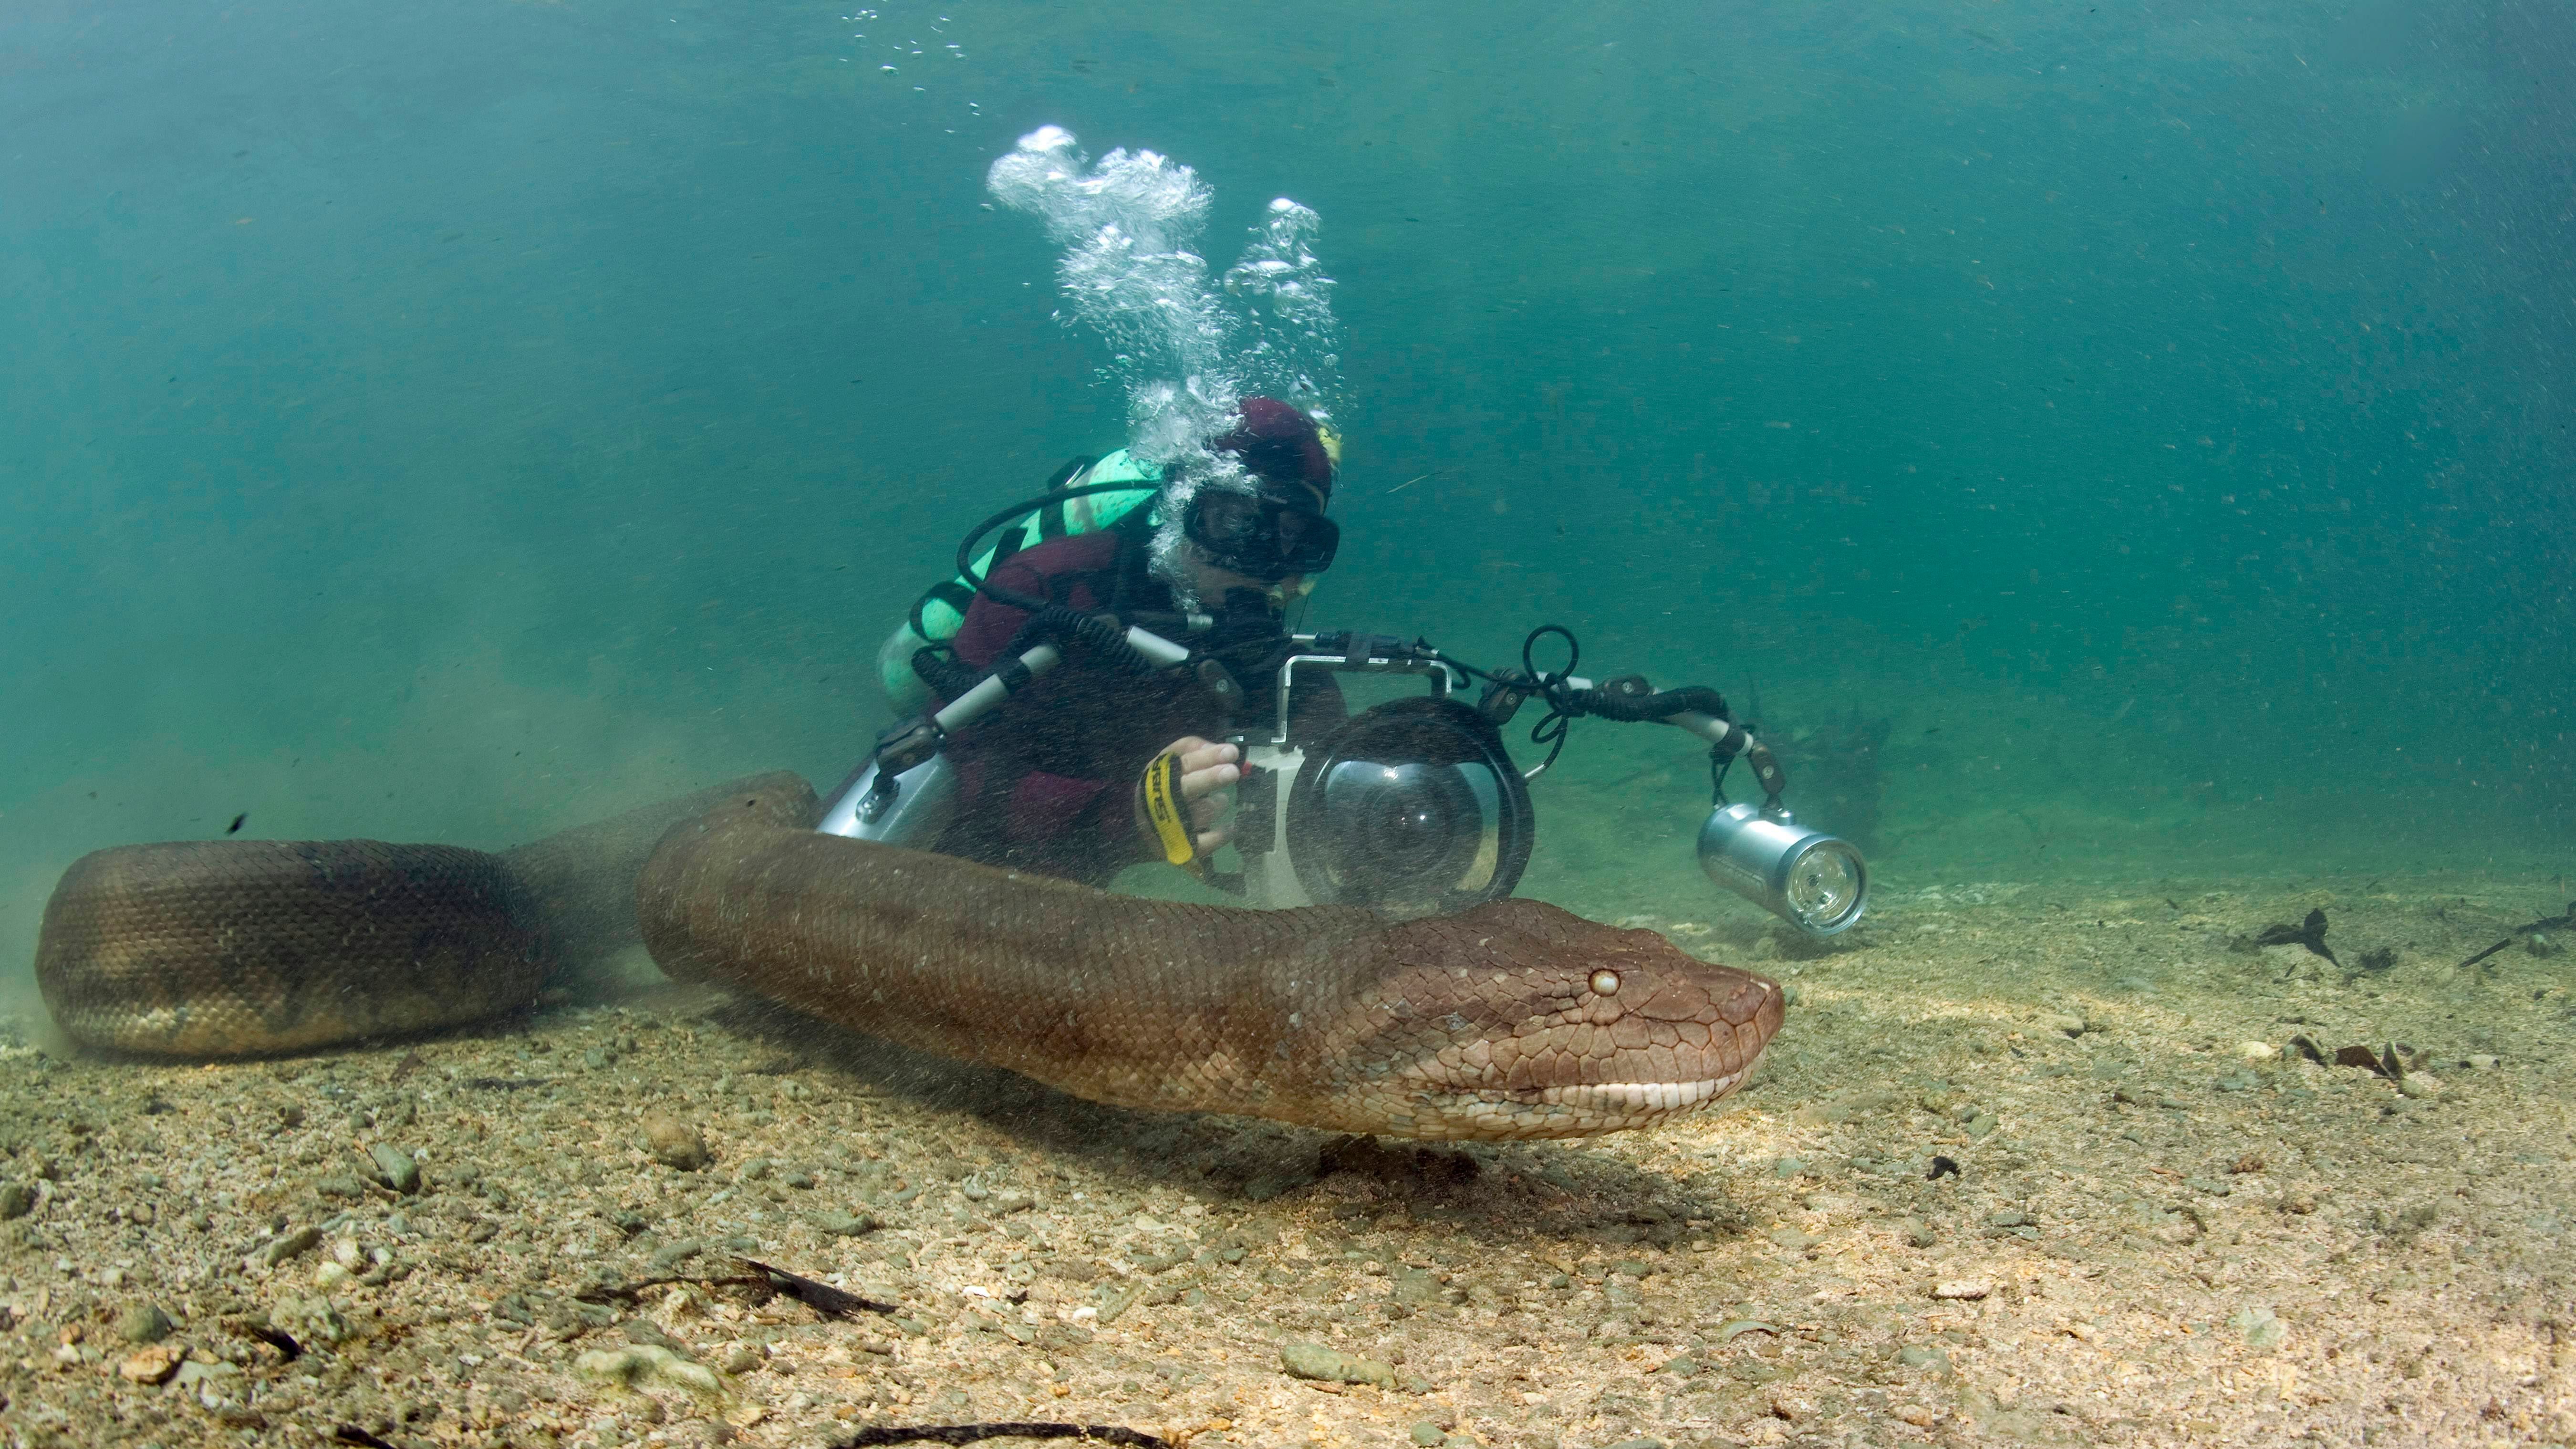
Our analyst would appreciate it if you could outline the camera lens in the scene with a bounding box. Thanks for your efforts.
[1323,762,1474,890]
[1286,699,1534,916]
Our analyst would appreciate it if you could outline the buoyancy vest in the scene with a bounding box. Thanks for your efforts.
[875,449,1166,715]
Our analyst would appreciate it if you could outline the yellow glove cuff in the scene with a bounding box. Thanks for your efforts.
[1140,749,1202,876]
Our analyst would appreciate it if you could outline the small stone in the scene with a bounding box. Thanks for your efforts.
[2238,1041,2278,1061]
[115,1303,174,1345]
[257,1225,323,1269]
[1603,1439,1668,1449]
[720,1345,763,1374]
[271,1294,351,1346]
[642,1113,711,1172]
[1409,1424,1448,1447]
[314,1173,369,1200]
[1896,1345,1952,1370]
[2398,1072,2445,1098]
[1901,1219,1937,1248]
[0,1183,33,1220]
[1985,1210,2029,1229]
[1931,1280,1990,1301]
[173,1358,243,1390]
[2465,1054,2498,1071]
[118,1344,185,1384]
[1965,1113,1999,1139]
[2527,932,2559,958]
[1281,1341,1398,1389]
[370,1145,422,1195]
[584,1048,613,1071]
[2231,1305,2288,1350]
[574,1344,726,1399]
[812,1211,878,1237]
[2185,1177,2233,1197]
[2038,1011,2088,1038]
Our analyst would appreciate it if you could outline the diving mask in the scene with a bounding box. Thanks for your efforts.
[1182,487,1340,582]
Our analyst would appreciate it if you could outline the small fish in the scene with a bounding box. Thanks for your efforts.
[226,813,247,835]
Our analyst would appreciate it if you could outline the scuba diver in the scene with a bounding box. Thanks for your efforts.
[916,397,1346,886]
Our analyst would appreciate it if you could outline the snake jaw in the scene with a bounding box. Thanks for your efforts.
[1310,907,1788,1141]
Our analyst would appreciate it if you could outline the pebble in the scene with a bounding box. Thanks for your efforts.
[257,1225,323,1269]
[2398,1072,2445,1099]
[1931,1280,1991,1301]
[115,1303,173,1344]
[2038,1011,2088,1038]
[2465,1054,2498,1071]
[642,1113,712,1171]
[271,1294,351,1346]
[1281,1341,1410,1390]
[118,1344,185,1384]
[1897,1344,1953,1370]
[2238,1041,2278,1062]
[1409,1424,1448,1447]
[370,1144,422,1195]
[812,1211,878,1237]
[574,1344,726,1399]
[0,1182,32,1220]
[173,1358,242,1391]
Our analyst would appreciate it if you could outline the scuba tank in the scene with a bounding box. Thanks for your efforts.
[874,450,1164,715]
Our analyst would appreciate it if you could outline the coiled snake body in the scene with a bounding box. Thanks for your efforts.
[36,774,1782,1141]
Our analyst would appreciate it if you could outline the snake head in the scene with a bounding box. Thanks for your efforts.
[1312,897,1786,1141]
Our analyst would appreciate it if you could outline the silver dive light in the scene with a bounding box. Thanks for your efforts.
[1697,801,1868,937]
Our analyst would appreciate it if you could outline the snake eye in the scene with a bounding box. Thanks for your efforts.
[1589,968,1620,997]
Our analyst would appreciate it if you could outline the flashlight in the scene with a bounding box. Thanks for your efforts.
[1697,802,1868,937]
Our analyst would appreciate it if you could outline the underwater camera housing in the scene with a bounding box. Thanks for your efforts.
[1223,638,1534,917]
[817,609,1867,935]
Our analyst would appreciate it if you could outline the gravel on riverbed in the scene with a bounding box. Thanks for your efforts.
[2,869,2573,1449]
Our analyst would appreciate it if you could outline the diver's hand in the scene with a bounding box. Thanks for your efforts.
[1134,736,1242,860]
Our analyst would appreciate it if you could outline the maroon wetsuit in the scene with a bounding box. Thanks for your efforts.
[936,526,1340,886]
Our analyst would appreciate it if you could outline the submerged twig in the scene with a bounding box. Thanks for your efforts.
[573,1258,895,1321]
[830,1426,1167,1448]
[2254,907,2340,969]
[736,1255,896,1320]
[2454,899,2574,971]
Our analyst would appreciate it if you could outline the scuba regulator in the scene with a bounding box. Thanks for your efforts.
[818,481,1869,937]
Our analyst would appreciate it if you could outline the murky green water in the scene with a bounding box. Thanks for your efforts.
[5,0,2570,1007]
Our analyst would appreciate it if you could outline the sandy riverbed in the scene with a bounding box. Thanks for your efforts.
[3,869,2573,1449]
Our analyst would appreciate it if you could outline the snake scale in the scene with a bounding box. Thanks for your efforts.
[35,772,1782,1140]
